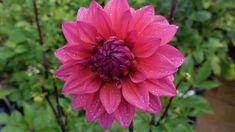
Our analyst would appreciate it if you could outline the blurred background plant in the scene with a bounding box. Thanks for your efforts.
[0,0,234,132]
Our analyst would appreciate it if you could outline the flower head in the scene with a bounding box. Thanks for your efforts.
[55,0,184,129]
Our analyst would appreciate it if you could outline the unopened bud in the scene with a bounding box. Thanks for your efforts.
[34,95,43,103]
[181,72,191,81]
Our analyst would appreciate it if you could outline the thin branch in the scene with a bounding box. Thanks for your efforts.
[33,0,44,45]
[33,0,49,78]
[45,93,58,118]
[129,121,134,132]
[154,80,183,126]
[168,0,177,24]
[149,114,156,132]
[53,80,67,132]
[32,0,67,131]
[29,67,58,117]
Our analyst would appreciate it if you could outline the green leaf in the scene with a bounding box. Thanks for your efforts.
[1,125,28,132]
[211,55,221,75]
[9,111,23,125]
[193,48,204,64]
[0,113,9,124]
[195,10,212,22]
[23,103,35,123]
[0,89,12,99]
[181,56,194,74]
[197,80,221,89]
[196,60,212,83]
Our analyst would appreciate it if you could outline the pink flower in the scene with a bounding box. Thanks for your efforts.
[55,0,184,129]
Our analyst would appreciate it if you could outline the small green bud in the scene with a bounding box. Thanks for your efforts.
[182,72,191,81]
[34,95,43,103]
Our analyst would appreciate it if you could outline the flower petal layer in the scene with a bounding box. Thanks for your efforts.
[146,77,177,96]
[55,61,82,80]
[72,94,89,109]
[147,94,162,114]
[100,83,121,114]
[122,79,149,110]
[77,21,98,44]
[129,68,147,83]
[114,99,135,128]
[132,5,155,33]
[141,23,178,45]
[62,68,101,95]
[86,93,105,122]
[104,0,129,25]
[87,1,112,38]
[136,52,178,79]
[76,7,88,21]
[133,36,161,58]
[98,112,114,129]
[62,22,80,44]
[156,45,184,67]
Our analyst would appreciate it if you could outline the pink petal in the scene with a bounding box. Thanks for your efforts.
[147,94,162,114]
[77,21,98,44]
[141,23,178,45]
[168,75,174,82]
[132,36,161,58]
[114,10,133,40]
[129,68,147,83]
[125,30,138,46]
[54,44,92,63]
[156,45,184,67]
[76,7,88,21]
[71,94,89,109]
[104,0,129,25]
[85,93,105,122]
[62,22,80,44]
[122,79,149,110]
[146,77,177,96]
[100,82,121,114]
[98,112,114,129]
[55,61,82,81]
[153,15,169,24]
[136,52,177,79]
[132,6,155,33]
[62,69,101,95]
[62,44,92,60]
[54,45,72,63]
[87,1,112,38]
[114,99,135,128]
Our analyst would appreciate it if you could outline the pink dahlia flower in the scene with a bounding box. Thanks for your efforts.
[55,0,184,129]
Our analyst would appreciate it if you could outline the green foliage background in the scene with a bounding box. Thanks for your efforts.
[0,0,235,131]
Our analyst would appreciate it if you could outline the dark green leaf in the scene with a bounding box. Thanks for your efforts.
[197,80,221,89]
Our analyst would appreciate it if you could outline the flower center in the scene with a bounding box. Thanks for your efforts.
[90,36,135,82]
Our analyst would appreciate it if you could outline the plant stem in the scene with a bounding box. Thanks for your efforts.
[53,80,67,132]
[168,0,177,24]
[129,121,134,132]
[149,114,156,132]
[33,0,49,78]
[154,80,182,126]
[32,0,67,131]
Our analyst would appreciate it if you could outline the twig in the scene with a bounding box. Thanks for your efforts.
[129,121,134,132]
[168,0,177,24]
[149,114,156,132]
[33,0,49,78]
[53,80,67,132]
[32,1,67,131]
[29,67,58,118]
[154,80,183,126]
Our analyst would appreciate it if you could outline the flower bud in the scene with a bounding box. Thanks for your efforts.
[34,95,43,103]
